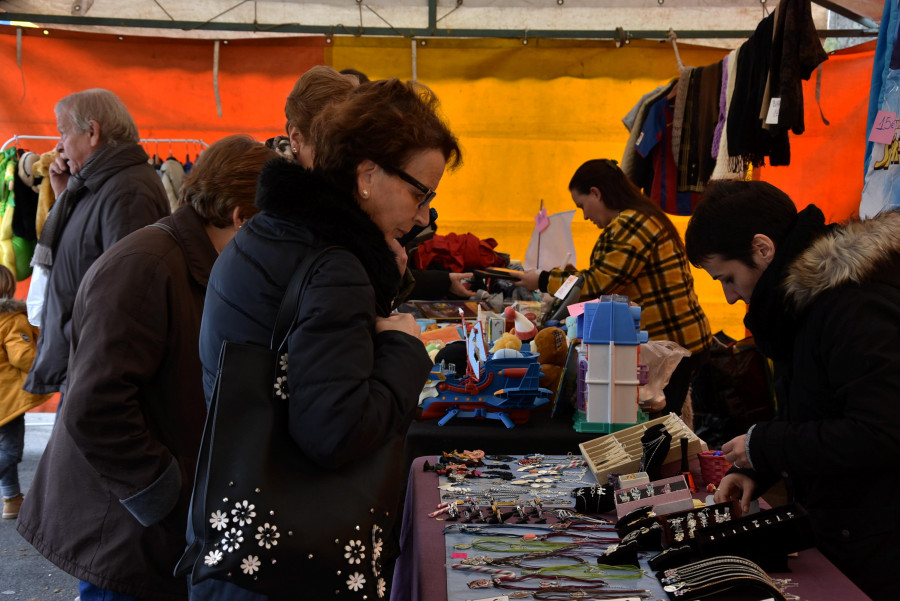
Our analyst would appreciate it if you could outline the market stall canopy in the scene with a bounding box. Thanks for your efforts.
[0,0,883,46]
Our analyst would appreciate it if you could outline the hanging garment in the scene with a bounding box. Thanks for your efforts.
[861,0,900,218]
[727,12,777,167]
[160,157,185,212]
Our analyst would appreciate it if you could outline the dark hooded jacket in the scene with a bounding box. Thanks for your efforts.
[17,206,216,600]
[740,207,900,601]
[24,143,169,394]
[190,160,431,600]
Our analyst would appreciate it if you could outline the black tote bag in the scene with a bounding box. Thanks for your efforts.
[176,247,406,599]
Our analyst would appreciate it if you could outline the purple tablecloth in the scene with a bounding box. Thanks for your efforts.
[391,456,872,601]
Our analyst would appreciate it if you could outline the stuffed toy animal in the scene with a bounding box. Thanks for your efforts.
[490,331,522,353]
[32,149,58,238]
[532,326,569,396]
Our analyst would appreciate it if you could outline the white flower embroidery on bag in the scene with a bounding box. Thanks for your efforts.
[256,523,280,549]
[376,578,386,598]
[344,539,366,565]
[279,353,288,371]
[241,555,261,575]
[274,376,288,400]
[210,510,229,531]
[204,550,223,566]
[372,537,383,561]
[371,524,384,576]
[232,500,256,526]
[221,528,244,552]
[346,572,366,592]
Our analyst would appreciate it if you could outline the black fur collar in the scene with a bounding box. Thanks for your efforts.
[255,158,400,316]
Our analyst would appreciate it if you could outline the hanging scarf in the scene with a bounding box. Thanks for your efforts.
[743,205,828,361]
[31,143,119,269]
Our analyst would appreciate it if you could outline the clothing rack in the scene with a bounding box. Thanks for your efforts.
[0,135,210,152]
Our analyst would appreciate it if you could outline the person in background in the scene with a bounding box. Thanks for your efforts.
[16,135,278,601]
[514,158,711,415]
[685,180,900,601]
[24,88,170,400]
[264,65,360,161]
[0,265,52,520]
[190,78,461,599]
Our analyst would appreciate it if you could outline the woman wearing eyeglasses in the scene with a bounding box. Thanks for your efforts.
[189,79,461,600]
[513,158,711,416]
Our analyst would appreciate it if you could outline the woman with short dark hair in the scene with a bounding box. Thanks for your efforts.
[16,135,278,601]
[687,180,900,601]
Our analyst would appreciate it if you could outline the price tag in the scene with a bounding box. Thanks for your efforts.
[868,110,898,144]
[764,97,781,125]
[554,275,579,300]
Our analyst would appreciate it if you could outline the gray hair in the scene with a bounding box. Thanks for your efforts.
[55,88,139,146]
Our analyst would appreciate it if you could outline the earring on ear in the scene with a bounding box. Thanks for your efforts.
[291,147,298,154]
[361,190,369,198]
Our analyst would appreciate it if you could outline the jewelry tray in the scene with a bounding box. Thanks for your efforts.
[694,502,816,571]
[658,500,738,547]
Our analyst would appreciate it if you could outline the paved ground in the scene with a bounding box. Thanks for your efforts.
[0,413,79,601]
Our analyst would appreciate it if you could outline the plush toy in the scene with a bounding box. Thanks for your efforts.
[489,331,522,353]
[32,149,58,238]
[532,326,569,396]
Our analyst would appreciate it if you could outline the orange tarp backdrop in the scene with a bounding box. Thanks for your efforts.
[0,28,874,342]
[0,28,325,145]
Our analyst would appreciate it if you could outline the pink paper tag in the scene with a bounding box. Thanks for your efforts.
[535,208,550,233]
[451,552,468,559]
[869,110,897,144]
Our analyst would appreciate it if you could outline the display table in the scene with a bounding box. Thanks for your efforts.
[390,456,871,601]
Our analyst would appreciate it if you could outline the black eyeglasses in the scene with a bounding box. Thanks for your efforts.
[383,165,436,208]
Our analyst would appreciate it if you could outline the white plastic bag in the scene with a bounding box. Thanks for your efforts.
[26,263,48,327]
[639,340,691,412]
[523,210,577,271]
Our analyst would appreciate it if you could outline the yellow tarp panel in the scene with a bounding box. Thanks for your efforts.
[334,37,748,339]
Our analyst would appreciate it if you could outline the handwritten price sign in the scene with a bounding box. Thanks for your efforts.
[869,110,898,144]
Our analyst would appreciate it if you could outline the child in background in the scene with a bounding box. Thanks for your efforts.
[0,265,51,518]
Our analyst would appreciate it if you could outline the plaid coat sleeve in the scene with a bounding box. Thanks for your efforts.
[545,210,711,353]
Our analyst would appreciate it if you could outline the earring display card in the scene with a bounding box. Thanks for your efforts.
[614,475,692,518]
[695,502,816,570]
[659,501,737,547]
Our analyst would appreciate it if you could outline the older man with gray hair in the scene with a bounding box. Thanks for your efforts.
[25,88,169,398]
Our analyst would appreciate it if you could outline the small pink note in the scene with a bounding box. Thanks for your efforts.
[869,110,897,144]
[451,552,468,559]
[566,299,600,318]
[535,208,550,233]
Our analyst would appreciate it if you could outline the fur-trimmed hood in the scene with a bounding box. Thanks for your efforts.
[785,210,900,312]
[254,158,400,315]
[0,298,26,315]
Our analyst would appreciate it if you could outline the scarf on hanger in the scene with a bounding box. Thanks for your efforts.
[31,143,118,269]
[743,205,829,361]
